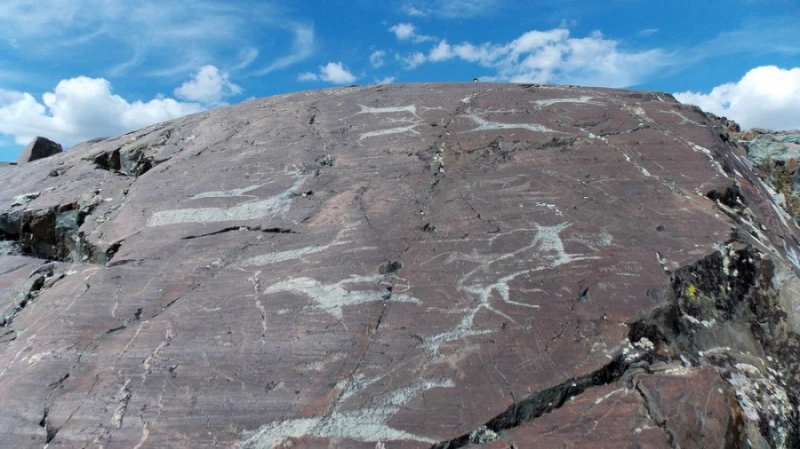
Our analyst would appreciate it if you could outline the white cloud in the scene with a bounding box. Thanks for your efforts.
[0,1,313,78]
[428,41,452,62]
[403,5,426,16]
[399,27,666,87]
[638,28,659,36]
[232,47,260,72]
[298,62,357,85]
[374,77,395,85]
[674,65,800,130]
[297,72,319,82]
[0,76,203,147]
[559,18,578,29]
[252,23,315,76]
[389,23,434,43]
[401,0,497,18]
[398,52,427,70]
[370,50,386,68]
[174,65,242,104]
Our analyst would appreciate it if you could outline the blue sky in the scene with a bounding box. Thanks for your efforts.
[1,0,799,161]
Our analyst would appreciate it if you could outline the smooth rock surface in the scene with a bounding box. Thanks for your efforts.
[1,83,799,448]
[17,136,63,164]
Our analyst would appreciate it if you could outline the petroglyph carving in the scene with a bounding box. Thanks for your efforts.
[147,169,308,227]
[348,104,426,141]
[533,96,603,107]
[264,274,421,319]
[353,104,421,119]
[240,378,455,447]
[189,184,264,199]
[236,227,356,267]
[359,124,421,141]
[424,223,606,355]
[460,113,567,134]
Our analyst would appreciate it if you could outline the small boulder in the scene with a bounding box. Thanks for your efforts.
[17,136,63,164]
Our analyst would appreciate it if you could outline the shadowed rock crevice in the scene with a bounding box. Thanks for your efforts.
[430,355,628,449]
[633,381,679,449]
[0,203,120,265]
[91,127,179,177]
[93,147,154,177]
[0,269,46,327]
[181,226,297,240]
[706,183,746,210]
[39,372,70,444]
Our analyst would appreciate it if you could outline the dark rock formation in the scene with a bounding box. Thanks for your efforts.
[17,136,63,164]
[1,83,800,448]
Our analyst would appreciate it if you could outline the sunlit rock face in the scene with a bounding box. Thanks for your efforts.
[1,83,799,448]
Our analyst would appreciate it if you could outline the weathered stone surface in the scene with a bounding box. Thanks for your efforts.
[1,84,799,448]
[739,130,800,164]
[17,136,63,164]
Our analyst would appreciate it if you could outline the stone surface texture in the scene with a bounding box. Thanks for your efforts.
[737,130,800,165]
[1,83,799,448]
[17,136,64,164]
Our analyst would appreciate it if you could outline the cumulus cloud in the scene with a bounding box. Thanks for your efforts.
[0,76,203,147]
[389,23,433,43]
[399,28,666,87]
[174,65,242,104]
[298,62,357,84]
[674,66,800,130]
[370,50,386,68]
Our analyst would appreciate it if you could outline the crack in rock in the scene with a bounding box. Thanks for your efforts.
[634,380,679,449]
[430,354,629,448]
[182,226,296,240]
[111,379,132,428]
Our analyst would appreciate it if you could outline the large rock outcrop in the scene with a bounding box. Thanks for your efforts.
[1,83,799,448]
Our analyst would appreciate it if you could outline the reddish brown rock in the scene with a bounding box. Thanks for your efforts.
[0,84,799,448]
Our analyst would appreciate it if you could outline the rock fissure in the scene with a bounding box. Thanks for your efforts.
[181,226,297,240]
[0,267,53,327]
[430,354,630,448]
[416,98,471,218]
[38,372,70,444]
[317,298,390,428]
[633,380,680,449]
